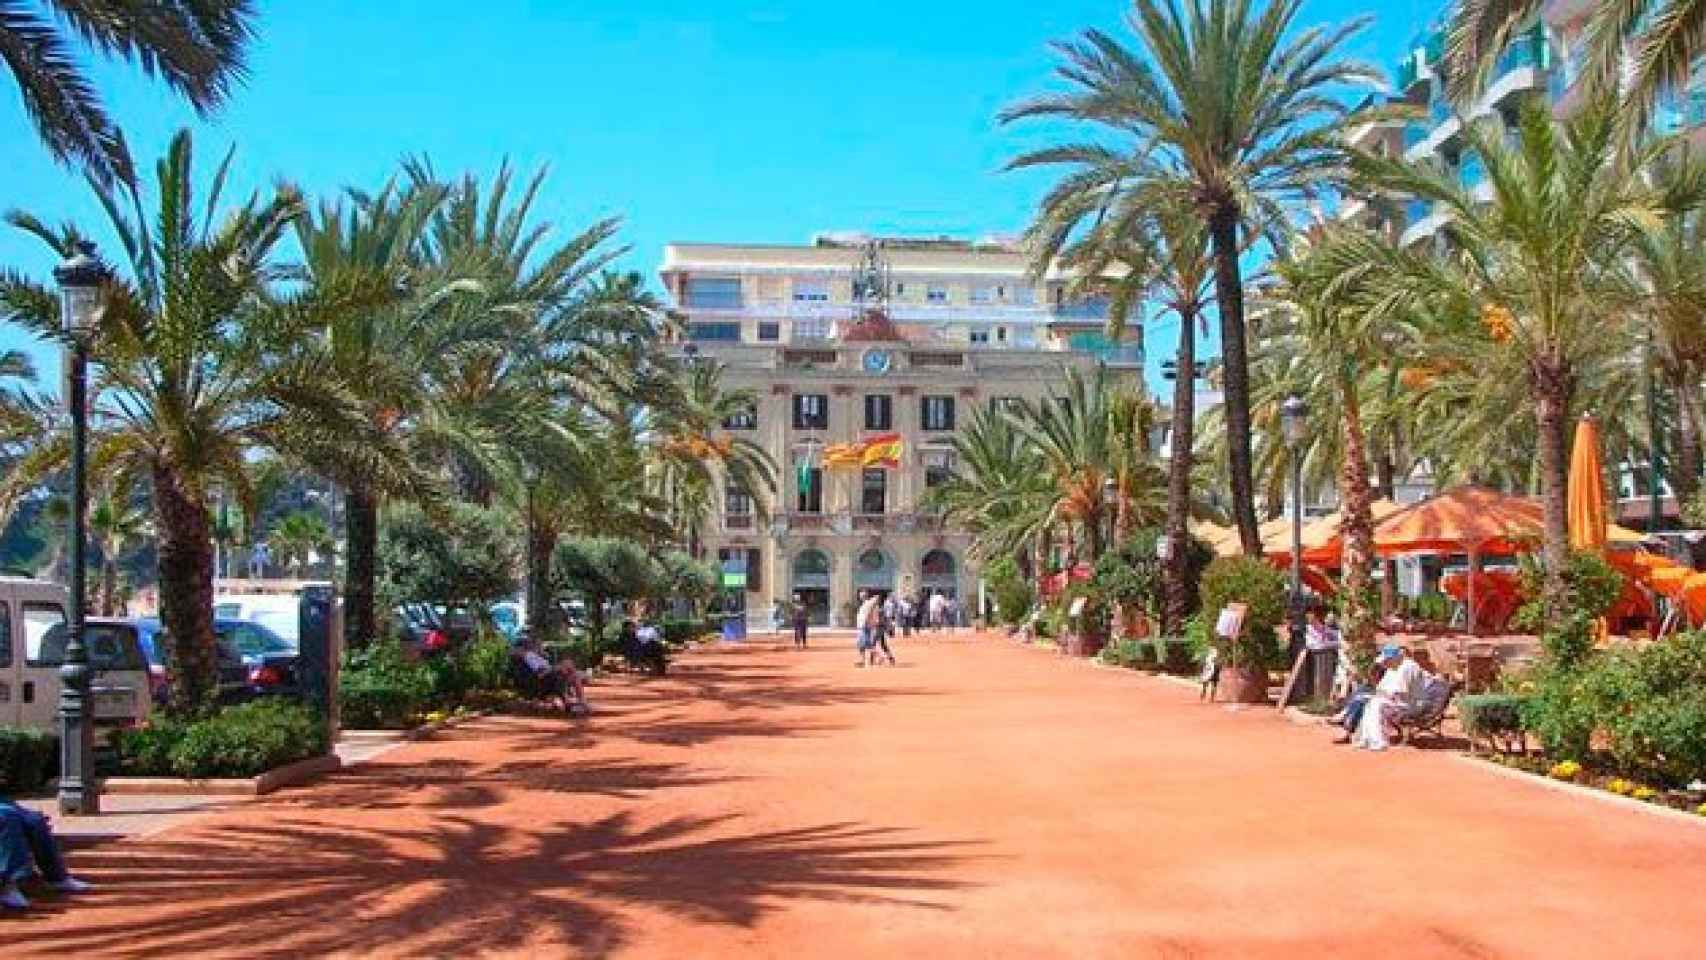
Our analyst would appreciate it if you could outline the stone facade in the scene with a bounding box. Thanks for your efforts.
[659,236,1142,625]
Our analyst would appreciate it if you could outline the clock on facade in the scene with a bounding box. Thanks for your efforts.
[862,348,894,375]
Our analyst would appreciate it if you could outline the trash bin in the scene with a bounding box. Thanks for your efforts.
[1310,648,1338,703]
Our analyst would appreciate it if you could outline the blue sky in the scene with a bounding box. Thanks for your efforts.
[0,0,1438,393]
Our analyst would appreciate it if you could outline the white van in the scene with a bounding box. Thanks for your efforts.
[213,593,303,647]
[0,577,152,740]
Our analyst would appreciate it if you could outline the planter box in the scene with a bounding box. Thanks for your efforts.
[1217,665,1270,704]
[100,753,341,797]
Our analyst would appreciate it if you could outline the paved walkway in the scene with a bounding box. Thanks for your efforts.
[9,633,1706,958]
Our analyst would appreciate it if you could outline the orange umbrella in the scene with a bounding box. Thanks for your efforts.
[1372,486,1542,556]
[1568,415,1609,551]
[1267,498,1407,566]
[1373,486,1544,636]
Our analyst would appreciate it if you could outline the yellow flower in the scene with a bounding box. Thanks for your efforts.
[1481,304,1515,343]
[424,710,447,723]
[1548,760,1582,781]
[1607,778,1632,795]
[1632,786,1658,801]
[1696,803,1706,817]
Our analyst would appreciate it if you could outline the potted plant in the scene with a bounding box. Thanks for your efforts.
[1199,556,1287,703]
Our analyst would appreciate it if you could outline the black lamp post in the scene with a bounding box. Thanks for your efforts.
[55,240,109,815]
[1281,394,1309,657]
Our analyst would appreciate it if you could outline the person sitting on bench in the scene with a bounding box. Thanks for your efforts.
[517,637,588,714]
[1350,643,1429,751]
[619,618,668,675]
[1,798,92,910]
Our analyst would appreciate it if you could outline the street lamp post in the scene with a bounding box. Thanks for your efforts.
[1101,475,1118,555]
[523,461,541,636]
[1281,394,1309,659]
[55,240,110,815]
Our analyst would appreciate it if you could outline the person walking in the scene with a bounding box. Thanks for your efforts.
[873,593,898,665]
[855,589,881,666]
[929,590,947,634]
[898,593,914,638]
[791,593,809,649]
[770,599,786,637]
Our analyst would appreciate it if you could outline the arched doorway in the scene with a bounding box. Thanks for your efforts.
[791,549,832,626]
[852,547,896,600]
[920,548,957,598]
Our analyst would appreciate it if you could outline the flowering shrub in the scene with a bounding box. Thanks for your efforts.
[1548,760,1582,781]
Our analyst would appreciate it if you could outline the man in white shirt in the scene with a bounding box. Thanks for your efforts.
[1352,643,1429,750]
[855,590,882,666]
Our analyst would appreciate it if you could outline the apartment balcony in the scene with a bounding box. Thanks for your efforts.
[1092,344,1145,367]
[1399,204,1451,248]
[723,514,755,533]
[1404,116,1461,163]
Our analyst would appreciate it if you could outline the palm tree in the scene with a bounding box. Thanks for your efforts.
[1338,98,1701,610]
[1628,181,1706,503]
[0,130,395,711]
[645,360,777,557]
[1448,0,1706,138]
[2,1,256,184]
[1263,227,1422,657]
[1012,366,1158,569]
[1008,142,1213,632]
[291,176,462,646]
[269,509,332,576]
[925,404,1055,578]
[1002,0,1377,555]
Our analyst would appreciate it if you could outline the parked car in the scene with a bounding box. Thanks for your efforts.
[214,618,300,701]
[394,602,453,655]
[0,578,152,741]
[489,601,523,641]
[127,617,299,705]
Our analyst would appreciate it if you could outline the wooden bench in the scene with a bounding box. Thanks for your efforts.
[1391,677,1457,746]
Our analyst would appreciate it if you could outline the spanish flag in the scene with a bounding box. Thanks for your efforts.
[823,433,905,470]
[860,432,903,469]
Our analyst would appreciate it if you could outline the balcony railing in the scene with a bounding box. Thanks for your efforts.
[723,515,754,531]
[772,512,945,535]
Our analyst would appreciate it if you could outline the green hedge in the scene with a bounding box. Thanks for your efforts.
[1460,694,1529,749]
[114,699,328,779]
[1096,637,1200,674]
[0,727,58,794]
[341,634,519,730]
[341,638,435,729]
[1199,556,1288,671]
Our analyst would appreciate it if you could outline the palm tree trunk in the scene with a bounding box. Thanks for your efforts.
[344,482,379,647]
[1533,359,1573,614]
[1208,205,1260,555]
[528,518,559,636]
[1163,307,1198,636]
[1337,383,1377,665]
[1674,372,1702,504]
[99,557,119,617]
[1375,437,1398,618]
[153,464,216,714]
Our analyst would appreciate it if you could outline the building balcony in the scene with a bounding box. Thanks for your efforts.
[1404,116,1461,162]
[723,514,755,532]
[769,512,945,537]
[1092,344,1145,367]
[1399,204,1451,248]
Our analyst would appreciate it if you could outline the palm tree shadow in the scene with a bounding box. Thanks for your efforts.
[24,812,982,958]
